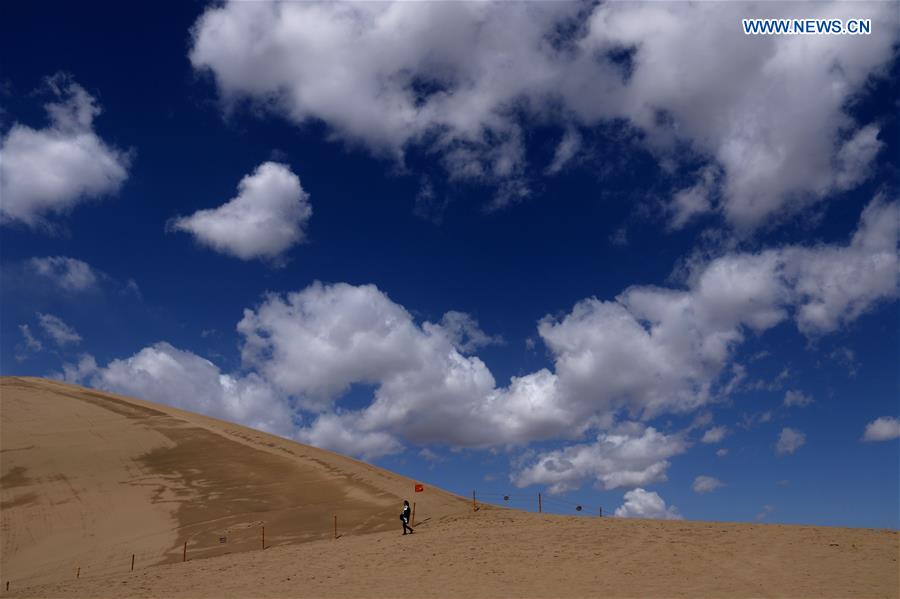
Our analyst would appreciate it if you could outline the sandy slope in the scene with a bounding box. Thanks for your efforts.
[2,377,898,598]
[7,509,899,598]
[0,377,467,589]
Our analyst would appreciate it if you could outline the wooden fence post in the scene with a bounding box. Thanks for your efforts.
[599,506,603,518]
[538,493,542,513]
[262,526,265,550]
[412,502,416,526]
[131,553,135,571]
[183,541,187,562]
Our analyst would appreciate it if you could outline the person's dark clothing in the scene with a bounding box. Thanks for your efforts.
[400,503,414,534]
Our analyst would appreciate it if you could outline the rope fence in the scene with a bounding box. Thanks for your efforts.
[472,491,603,517]
[3,486,601,593]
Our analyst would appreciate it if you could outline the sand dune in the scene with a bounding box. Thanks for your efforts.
[2,377,898,598]
[0,377,467,590]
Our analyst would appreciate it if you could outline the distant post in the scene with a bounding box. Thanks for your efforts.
[183,541,187,562]
[333,514,337,540]
[76,567,80,579]
[538,493,542,513]
[131,553,135,571]
[599,507,603,518]
[472,490,476,512]
[262,526,265,550]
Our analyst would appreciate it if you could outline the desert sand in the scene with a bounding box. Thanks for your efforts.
[2,377,898,598]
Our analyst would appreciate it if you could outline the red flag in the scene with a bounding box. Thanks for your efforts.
[414,483,424,493]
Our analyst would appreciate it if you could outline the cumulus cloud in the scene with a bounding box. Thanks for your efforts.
[0,75,130,228]
[511,426,687,494]
[783,390,813,408]
[58,342,295,439]
[224,197,894,463]
[55,354,98,384]
[614,488,682,520]
[776,427,806,455]
[295,412,403,461]
[862,417,900,442]
[37,313,81,346]
[27,256,99,292]
[190,1,898,228]
[169,162,312,261]
[692,475,724,494]
[716,448,729,457]
[237,282,569,451]
[701,426,728,444]
[532,198,896,427]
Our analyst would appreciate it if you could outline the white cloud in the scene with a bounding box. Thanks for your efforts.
[58,342,296,439]
[701,426,728,444]
[834,125,883,191]
[225,198,894,463]
[27,256,99,292]
[169,162,312,261]
[862,417,900,442]
[418,448,444,463]
[56,354,98,384]
[756,504,775,521]
[190,1,898,228]
[546,128,582,175]
[37,313,81,346]
[614,488,682,520]
[715,448,728,457]
[532,197,895,429]
[19,324,42,352]
[692,475,724,494]
[775,427,806,455]
[237,282,571,451]
[783,390,813,408]
[668,166,718,230]
[511,426,687,494]
[783,198,899,334]
[0,75,130,228]
[296,412,403,461]
[439,310,503,354]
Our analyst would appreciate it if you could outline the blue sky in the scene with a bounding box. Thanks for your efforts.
[1,1,898,528]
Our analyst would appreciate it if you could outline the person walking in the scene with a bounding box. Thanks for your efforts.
[400,500,414,535]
